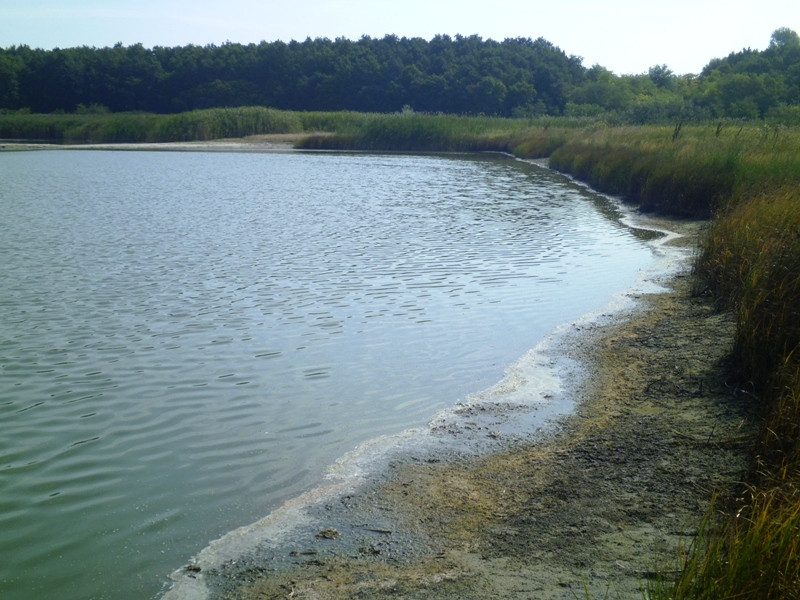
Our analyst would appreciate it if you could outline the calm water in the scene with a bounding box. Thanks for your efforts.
[1,150,659,600]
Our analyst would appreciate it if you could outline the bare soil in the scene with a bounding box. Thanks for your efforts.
[191,229,759,600]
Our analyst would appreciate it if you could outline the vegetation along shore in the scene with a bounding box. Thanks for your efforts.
[4,27,800,599]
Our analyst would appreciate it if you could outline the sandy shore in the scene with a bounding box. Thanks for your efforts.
[160,216,758,600]
[0,134,305,153]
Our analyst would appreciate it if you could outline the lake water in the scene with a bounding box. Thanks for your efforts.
[1,149,668,600]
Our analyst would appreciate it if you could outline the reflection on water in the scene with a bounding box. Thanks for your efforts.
[0,150,656,600]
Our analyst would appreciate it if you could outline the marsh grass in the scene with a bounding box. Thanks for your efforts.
[546,124,800,218]
[0,106,566,152]
[662,180,800,600]
[0,106,304,143]
[294,111,538,152]
[697,188,800,386]
[648,484,800,600]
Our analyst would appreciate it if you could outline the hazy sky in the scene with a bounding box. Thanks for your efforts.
[1,0,798,75]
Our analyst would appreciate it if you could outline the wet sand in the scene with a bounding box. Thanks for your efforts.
[163,218,759,600]
[0,133,305,153]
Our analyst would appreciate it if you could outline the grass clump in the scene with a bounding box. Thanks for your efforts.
[652,485,800,600]
[655,186,800,600]
[698,188,800,386]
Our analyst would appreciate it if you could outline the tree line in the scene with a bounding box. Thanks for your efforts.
[0,29,798,122]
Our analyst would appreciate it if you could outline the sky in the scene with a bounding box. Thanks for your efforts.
[1,0,798,75]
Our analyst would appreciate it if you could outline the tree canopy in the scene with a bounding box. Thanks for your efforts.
[1,30,799,122]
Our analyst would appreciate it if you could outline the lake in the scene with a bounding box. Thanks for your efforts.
[1,149,670,600]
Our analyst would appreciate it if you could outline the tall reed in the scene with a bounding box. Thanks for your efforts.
[654,484,800,600]
[0,106,303,143]
[662,171,800,600]
[295,111,536,152]
[697,188,800,388]
[152,107,304,141]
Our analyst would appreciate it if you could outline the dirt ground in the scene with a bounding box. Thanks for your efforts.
[178,223,760,600]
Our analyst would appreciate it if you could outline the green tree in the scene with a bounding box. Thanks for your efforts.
[703,71,787,118]
[0,51,22,108]
[571,65,633,112]
[506,81,538,115]
[648,64,675,88]
[769,27,800,50]
[467,75,507,114]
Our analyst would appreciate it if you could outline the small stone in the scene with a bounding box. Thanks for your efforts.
[315,527,340,539]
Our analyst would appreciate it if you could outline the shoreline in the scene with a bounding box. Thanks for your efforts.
[163,214,759,598]
[7,139,757,596]
[0,134,305,153]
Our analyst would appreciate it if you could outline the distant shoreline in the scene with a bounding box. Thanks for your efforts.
[0,134,308,153]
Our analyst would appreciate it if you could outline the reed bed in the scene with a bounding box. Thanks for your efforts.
[698,188,800,383]
[295,111,538,152]
[152,107,304,141]
[546,124,800,217]
[0,107,571,150]
[0,106,304,143]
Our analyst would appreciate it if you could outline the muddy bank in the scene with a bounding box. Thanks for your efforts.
[164,220,759,600]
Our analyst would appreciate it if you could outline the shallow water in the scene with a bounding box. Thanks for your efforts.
[1,150,659,600]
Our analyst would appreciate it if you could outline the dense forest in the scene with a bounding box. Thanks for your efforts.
[1,28,799,122]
